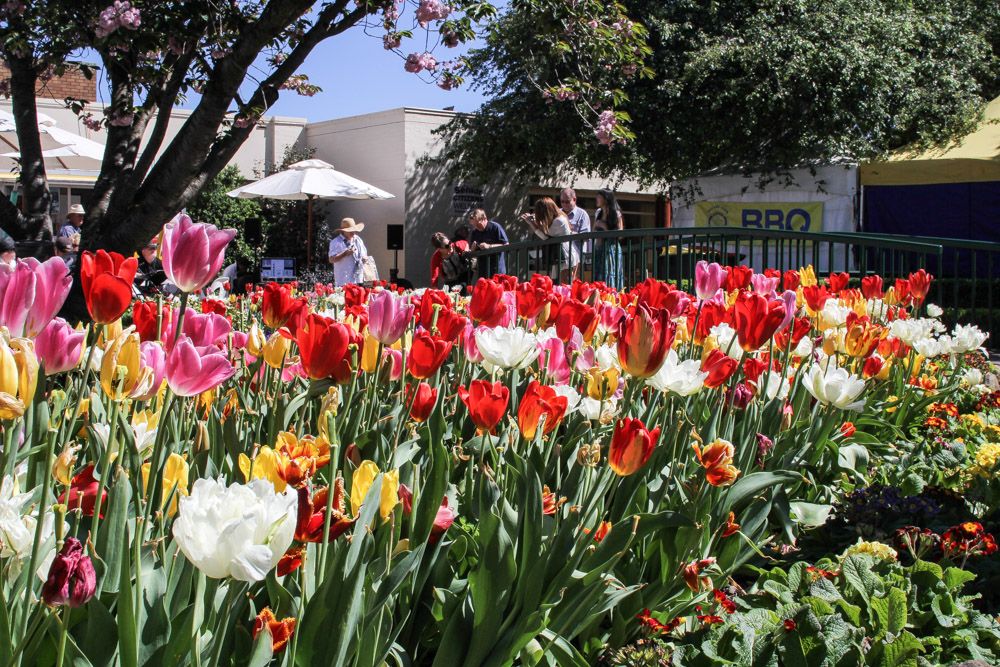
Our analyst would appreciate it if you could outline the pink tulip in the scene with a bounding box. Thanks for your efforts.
[383,348,403,381]
[22,258,72,337]
[181,310,232,348]
[397,484,454,543]
[0,262,36,338]
[281,361,306,382]
[131,342,166,401]
[160,213,237,293]
[750,273,779,296]
[35,318,85,374]
[777,290,797,332]
[496,291,516,329]
[540,337,570,384]
[695,261,728,301]
[462,323,484,363]
[599,303,626,332]
[367,290,413,345]
[164,335,236,396]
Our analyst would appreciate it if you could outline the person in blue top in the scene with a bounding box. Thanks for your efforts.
[58,204,85,238]
[467,208,508,278]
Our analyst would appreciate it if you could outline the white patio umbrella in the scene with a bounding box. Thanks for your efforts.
[0,110,106,171]
[226,159,395,266]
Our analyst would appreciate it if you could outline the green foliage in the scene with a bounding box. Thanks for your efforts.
[186,165,262,269]
[669,556,1000,667]
[440,0,1000,186]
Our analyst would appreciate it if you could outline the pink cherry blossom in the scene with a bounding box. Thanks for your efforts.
[415,0,450,26]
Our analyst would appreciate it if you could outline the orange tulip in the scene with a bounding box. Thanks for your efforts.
[252,608,296,653]
[692,438,741,487]
[517,381,568,440]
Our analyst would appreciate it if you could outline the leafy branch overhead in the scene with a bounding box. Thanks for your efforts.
[437,0,1000,187]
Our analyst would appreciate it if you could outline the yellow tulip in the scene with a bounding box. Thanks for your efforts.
[142,453,189,517]
[52,443,81,486]
[317,387,339,441]
[8,339,37,404]
[263,332,289,369]
[0,392,24,420]
[97,318,124,347]
[798,265,817,287]
[586,367,619,400]
[0,338,18,396]
[238,447,287,492]
[246,322,266,357]
[100,328,141,401]
[361,331,379,374]
[351,460,399,519]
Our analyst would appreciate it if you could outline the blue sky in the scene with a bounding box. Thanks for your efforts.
[264,24,489,121]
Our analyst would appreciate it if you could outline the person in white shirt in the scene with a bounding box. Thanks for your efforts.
[327,217,370,287]
[521,197,578,283]
[559,187,590,280]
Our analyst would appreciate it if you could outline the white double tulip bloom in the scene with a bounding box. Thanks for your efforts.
[925,303,944,318]
[579,396,619,421]
[709,323,742,360]
[595,344,621,372]
[912,336,943,359]
[475,327,539,370]
[802,363,867,412]
[646,350,707,396]
[952,324,988,354]
[172,478,297,582]
[0,476,54,578]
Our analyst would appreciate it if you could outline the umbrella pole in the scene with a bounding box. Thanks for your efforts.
[307,194,313,268]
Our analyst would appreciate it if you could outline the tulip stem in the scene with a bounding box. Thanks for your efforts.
[57,322,95,448]
[142,390,177,531]
[209,582,245,666]
[18,427,58,641]
[90,394,122,546]
[173,291,190,348]
[54,606,69,667]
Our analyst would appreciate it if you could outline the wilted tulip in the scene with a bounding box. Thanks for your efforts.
[608,417,661,475]
[160,213,237,293]
[172,477,297,581]
[58,464,108,517]
[295,479,354,543]
[41,538,96,608]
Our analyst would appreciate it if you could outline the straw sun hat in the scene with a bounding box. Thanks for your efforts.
[339,217,365,233]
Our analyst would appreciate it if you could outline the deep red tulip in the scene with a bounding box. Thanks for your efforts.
[458,379,509,434]
[434,308,467,342]
[616,303,676,378]
[687,300,728,344]
[554,298,598,343]
[295,313,351,380]
[262,282,307,329]
[893,279,911,305]
[41,537,96,608]
[132,300,172,343]
[468,278,505,326]
[515,281,550,320]
[58,464,107,517]
[201,298,227,317]
[517,381,568,439]
[418,289,452,331]
[860,275,883,300]
[701,349,738,388]
[801,285,831,313]
[733,292,787,352]
[406,382,438,422]
[782,269,801,291]
[608,417,661,475]
[295,480,354,543]
[742,357,767,386]
[343,283,369,308]
[80,249,137,324]
[408,331,453,379]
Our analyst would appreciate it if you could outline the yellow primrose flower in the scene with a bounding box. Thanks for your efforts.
[238,446,287,492]
[351,460,399,519]
[842,539,897,562]
[142,453,189,517]
[975,442,1000,471]
[985,425,1000,445]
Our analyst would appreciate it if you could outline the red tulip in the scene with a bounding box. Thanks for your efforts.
[687,300,727,345]
[343,283,369,308]
[58,464,107,517]
[722,265,753,292]
[608,417,661,475]
[908,269,932,303]
[893,279,911,305]
[406,382,438,422]
[801,285,831,313]
[468,278,505,326]
[860,275,883,300]
[553,298,598,343]
[262,282,307,329]
[253,608,296,653]
[515,281,550,320]
[294,480,354,543]
[458,379,509,434]
[517,381,568,439]
[782,269,801,291]
[80,249,137,324]
[132,300,172,343]
[328,326,364,385]
[827,272,849,292]
[41,537,96,608]
[418,289,452,330]
[434,308,468,342]
[295,313,351,380]
[732,292,786,352]
[408,331,453,379]
[701,349,738,388]
[616,303,676,378]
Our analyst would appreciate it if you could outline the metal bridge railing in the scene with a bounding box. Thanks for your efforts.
[467,227,1000,340]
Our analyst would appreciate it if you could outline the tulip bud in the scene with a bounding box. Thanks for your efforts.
[52,444,81,486]
[246,322,266,357]
[263,332,289,369]
[192,421,210,455]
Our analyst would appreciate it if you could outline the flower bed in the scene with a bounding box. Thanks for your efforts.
[1,216,997,666]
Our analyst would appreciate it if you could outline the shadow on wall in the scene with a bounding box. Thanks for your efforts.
[405,155,530,288]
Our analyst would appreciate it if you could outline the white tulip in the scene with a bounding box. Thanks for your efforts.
[912,336,942,359]
[757,370,790,401]
[172,478,297,582]
[802,363,867,412]
[551,384,582,414]
[818,301,851,328]
[794,336,814,358]
[709,323,742,360]
[952,324,988,354]
[578,397,619,421]
[866,299,890,321]
[926,303,943,318]
[475,327,539,369]
[0,476,54,579]
[962,368,984,387]
[533,327,560,344]
[646,350,707,396]
[595,344,621,372]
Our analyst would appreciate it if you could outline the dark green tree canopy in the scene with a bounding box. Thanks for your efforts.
[439,0,1000,187]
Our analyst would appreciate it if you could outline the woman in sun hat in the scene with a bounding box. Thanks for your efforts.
[327,217,371,287]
